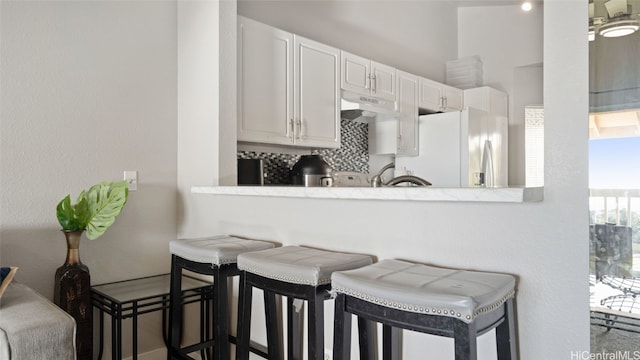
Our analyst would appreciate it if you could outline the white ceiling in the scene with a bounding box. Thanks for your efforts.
[589,109,640,139]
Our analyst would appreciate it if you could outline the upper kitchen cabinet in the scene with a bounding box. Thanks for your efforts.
[293,36,341,147]
[237,16,292,145]
[369,71,418,156]
[463,86,508,118]
[419,77,463,113]
[341,51,397,102]
[237,16,340,148]
[396,71,419,155]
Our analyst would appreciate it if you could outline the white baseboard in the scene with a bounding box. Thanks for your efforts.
[123,348,204,360]
[123,347,166,360]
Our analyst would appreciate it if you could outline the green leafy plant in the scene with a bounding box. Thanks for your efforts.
[56,180,129,240]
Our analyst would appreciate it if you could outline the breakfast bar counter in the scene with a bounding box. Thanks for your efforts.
[192,186,544,203]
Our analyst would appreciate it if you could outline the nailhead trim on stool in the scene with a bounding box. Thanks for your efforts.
[331,259,518,360]
[167,235,274,360]
[235,246,373,360]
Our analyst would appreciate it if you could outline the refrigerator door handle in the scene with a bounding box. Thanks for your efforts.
[481,140,495,188]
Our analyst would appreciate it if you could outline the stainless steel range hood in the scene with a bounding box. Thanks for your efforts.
[340,90,398,122]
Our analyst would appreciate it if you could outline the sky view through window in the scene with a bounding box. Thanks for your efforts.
[590,137,640,189]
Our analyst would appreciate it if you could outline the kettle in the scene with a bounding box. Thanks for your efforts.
[291,155,333,187]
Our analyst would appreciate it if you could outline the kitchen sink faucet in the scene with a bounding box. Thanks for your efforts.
[370,162,395,187]
[371,162,432,187]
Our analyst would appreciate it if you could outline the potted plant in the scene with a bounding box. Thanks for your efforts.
[56,180,129,240]
[53,180,129,360]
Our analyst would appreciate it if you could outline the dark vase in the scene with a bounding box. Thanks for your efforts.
[54,230,92,360]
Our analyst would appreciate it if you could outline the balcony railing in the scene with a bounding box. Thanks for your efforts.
[590,188,640,226]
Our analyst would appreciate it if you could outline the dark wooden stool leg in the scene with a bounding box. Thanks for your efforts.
[333,294,352,360]
[453,320,477,360]
[496,298,517,360]
[168,255,183,360]
[264,290,281,360]
[382,325,401,360]
[212,268,230,360]
[236,273,252,360]
[308,289,325,360]
[358,318,377,360]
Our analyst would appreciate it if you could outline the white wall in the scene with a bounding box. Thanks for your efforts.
[178,1,590,360]
[0,1,177,357]
[237,0,458,81]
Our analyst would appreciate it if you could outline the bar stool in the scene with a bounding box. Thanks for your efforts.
[167,235,275,360]
[332,259,517,360]
[235,245,373,360]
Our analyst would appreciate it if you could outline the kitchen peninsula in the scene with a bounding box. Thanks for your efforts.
[192,185,543,203]
[176,0,588,358]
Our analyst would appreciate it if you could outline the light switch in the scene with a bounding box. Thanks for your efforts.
[124,171,138,191]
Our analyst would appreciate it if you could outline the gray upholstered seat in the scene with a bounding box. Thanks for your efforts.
[331,259,518,360]
[167,235,274,360]
[237,245,373,286]
[169,235,275,265]
[331,259,516,323]
[236,246,373,360]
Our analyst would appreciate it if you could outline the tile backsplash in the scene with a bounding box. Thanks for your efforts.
[238,119,369,185]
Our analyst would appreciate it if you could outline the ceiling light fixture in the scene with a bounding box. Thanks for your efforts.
[521,2,533,11]
[589,0,639,40]
[599,18,640,37]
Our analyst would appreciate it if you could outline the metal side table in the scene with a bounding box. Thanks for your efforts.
[91,274,212,360]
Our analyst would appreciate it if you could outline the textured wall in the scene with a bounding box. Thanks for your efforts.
[0,1,178,357]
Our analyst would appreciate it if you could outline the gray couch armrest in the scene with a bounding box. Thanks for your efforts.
[0,282,76,360]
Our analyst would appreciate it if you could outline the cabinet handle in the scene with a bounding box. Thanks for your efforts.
[371,74,377,93]
[443,96,448,110]
[295,119,302,140]
[298,119,304,139]
[289,118,294,141]
[367,73,372,90]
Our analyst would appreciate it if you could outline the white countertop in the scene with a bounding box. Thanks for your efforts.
[192,185,543,203]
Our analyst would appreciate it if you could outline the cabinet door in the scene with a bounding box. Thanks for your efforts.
[371,61,397,102]
[341,51,370,96]
[418,77,444,112]
[443,85,463,111]
[463,86,508,117]
[237,16,293,144]
[396,71,418,156]
[294,36,340,148]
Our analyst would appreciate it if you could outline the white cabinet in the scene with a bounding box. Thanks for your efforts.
[237,16,340,148]
[237,16,292,145]
[293,36,341,147]
[396,71,419,155]
[442,84,463,111]
[341,51,396,102]
[418,77,463,113]
[463,86,508,118]
[368,71,418,156]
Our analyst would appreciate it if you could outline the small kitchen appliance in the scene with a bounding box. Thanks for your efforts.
[291,155,333,187]
[237,159,265,186]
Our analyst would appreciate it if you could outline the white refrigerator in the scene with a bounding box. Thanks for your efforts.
[395,107,508,187]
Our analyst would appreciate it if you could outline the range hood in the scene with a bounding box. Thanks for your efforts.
[340,90,398,122]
